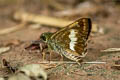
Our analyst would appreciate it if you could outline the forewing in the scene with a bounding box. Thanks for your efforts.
[51,18,92,56]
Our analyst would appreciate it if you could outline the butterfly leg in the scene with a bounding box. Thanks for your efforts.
[42,51,46,61]
[80,49,87,57]
[60,54,64,61]
[49,51,52,61]
[47,50,54,61]
[75,57,83,65]
[42,49,49,61]
[76,61,81,65]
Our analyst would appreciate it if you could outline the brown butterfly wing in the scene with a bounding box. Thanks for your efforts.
[50,18,92,57]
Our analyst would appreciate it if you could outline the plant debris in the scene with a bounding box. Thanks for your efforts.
[0,47,10,54]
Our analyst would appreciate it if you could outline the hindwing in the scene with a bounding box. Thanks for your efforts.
[50,18,92,57]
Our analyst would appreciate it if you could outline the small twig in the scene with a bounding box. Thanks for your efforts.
[113,65,120,67]
[0,23,26,35]
[13,11,99,33]
[82,61,106,64]
[14,11,72,27]
[37,61,106,64]
[111,65,120,70]
[101,48,120,52]
[0,47,10,54]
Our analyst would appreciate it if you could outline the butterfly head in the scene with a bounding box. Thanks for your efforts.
[40,32,53,43]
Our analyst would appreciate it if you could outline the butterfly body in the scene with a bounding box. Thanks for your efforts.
[40,18,92,63]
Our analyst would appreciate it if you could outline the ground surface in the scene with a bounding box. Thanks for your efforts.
[0,0,120,80]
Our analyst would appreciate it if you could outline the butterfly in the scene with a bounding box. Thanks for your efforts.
[40,18,92,64]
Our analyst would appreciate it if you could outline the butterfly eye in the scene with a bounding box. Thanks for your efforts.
[40,36,46,41]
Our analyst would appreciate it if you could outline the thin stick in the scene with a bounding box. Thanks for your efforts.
[82,61,106,64]
[0,23,26,35]
[113,65,120,67]
[13,11,98,33]
[14,11,72,27]
[101,48,120,52]
[37,61,106,64]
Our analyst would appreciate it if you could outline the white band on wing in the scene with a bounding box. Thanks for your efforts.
[69,30,77,51]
